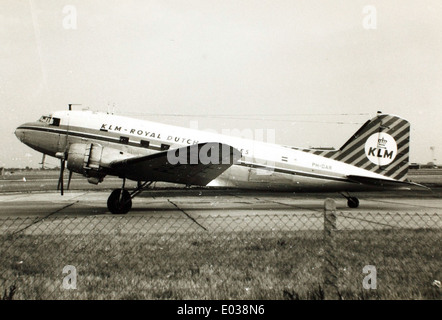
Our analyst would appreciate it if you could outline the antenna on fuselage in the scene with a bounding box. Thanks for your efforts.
[106,102,116,114]
[68,104,82,111]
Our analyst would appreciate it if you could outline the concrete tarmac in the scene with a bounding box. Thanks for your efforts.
[0,188,441,216]
[0,188,441,233]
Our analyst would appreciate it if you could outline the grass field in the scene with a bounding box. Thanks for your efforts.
[1,217,441,300]
[1,168,441,300]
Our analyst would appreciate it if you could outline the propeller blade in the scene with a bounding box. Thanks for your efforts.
[57,171,61,190]
[67,170,73,190]
[58,159,65,196]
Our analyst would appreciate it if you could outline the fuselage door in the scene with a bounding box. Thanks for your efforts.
[53,113,69,153]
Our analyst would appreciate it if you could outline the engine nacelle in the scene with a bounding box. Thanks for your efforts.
[67,143,134,184]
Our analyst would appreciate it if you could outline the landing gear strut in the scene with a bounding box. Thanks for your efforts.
[340,192,360,208]
[107,179,153,214]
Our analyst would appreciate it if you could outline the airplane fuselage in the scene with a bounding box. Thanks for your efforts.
[15,110,394,192]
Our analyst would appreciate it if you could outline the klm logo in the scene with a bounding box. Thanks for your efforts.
[364,133,397,166]
[367,147,394,159]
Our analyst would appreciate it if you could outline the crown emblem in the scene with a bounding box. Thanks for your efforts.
[377,137,388,148]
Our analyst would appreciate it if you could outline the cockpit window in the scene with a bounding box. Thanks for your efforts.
[50,117,60,126]
[38,115,51,123]
[38,115,60,126]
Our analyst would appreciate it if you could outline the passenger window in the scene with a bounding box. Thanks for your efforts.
[120,136,129,144]
[140,140,150,148]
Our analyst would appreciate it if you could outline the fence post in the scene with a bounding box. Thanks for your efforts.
[323,198,339,299]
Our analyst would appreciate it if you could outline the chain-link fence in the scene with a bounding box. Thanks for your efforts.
[0,199,441,300]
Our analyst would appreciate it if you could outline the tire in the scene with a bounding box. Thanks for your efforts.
[107,189,132,214]
[347,197,359,208]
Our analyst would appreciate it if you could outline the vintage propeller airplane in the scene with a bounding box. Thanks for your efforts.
[15,107,424,214]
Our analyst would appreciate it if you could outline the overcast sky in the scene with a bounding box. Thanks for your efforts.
[1,0,442,168]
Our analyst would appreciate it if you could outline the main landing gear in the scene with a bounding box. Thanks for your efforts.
[340,192,360,208]
[107,179,153,214]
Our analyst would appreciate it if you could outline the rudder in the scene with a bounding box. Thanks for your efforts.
[306,113,410,181]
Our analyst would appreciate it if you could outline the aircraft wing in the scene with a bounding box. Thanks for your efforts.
[109,142,241,186]
[347,175,430,190]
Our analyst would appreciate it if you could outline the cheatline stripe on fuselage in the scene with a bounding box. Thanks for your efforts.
[237,161,353,183]
[18,125,165,151]
[18,125,361,184]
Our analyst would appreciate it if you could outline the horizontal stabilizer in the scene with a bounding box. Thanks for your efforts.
[347,175,430,190]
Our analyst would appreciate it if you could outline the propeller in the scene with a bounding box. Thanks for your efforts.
[57,158,65,196]
[56,151,73,195]
[56,153,73,195]
[67,170,73,190]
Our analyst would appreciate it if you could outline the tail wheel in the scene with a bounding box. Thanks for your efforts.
[347,197,360,208]
[107,188,132,214]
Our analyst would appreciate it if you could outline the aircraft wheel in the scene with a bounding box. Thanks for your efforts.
[107,189,132,214]
[347,197,359,208]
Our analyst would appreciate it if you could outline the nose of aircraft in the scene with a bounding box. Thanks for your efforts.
[15,126,25,141]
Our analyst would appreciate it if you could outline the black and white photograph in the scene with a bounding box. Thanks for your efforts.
[0,0,441,309]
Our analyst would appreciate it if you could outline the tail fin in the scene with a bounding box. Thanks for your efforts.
[307,113,410,181]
